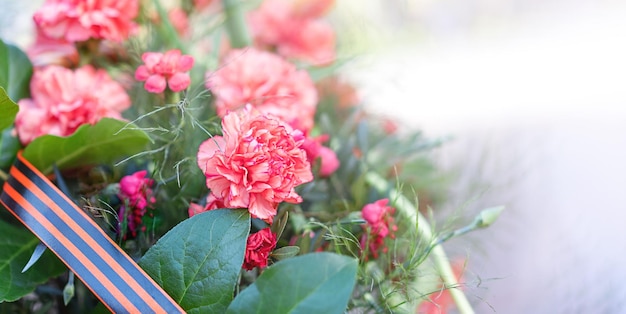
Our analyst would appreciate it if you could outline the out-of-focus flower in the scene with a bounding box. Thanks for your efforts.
[187,193,226,217]
[196,105,313,222]
[248,0,335,65]
[135,49,194,93]
[117,170,156,238]
[276,19,334,65]
[292,0,335,18]
[382,117,399,134]
[15,65,131,145]
[360,198,397,259]
[168,8,190,37]
[194,0,216,11]
[316,76,361,109]
[33,0,139,42]
[301,134,339,177]
[27,27,79,67]
[243,228,277,270]
[206,48,317,133]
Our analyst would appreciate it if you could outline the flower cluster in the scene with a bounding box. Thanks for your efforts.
[135,49,194,93]
[15,65,130,145]
[117,170,156,238]
[196,105,313,222]
[360,199,398,259]
[0,0,492,312]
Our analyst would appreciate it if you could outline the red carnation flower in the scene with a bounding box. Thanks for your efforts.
[243,228,277,270]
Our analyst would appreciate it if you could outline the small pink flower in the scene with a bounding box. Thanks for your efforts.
[118,170,156,238]
[243,228,277,270]
[360,199,397,259]
[15,65,131,145]
[196,105,313,222]
[206,48,317,133]
[135,49,194,93]
[248,0,335,65]
[33,0,138,42]
[301,134,339,177]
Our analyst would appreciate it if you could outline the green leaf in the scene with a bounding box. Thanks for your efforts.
[0,219,66,302]
[227,252,358,314]
[139,209,251,313]
[0,40,33,102]
[0,127,20,169]
[270,246,300,261]
[22,118,151,174]
[0,87,19,130]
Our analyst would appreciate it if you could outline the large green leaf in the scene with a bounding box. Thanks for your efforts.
[0,87,19,131]
[22,118,151,174]
[227,252,358,314]
[0,219,66,302]
[0,39,33,102]
[139,209,251,313]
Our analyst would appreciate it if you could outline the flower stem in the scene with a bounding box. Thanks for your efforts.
[221,0,252,48]
[365,172,475,314]
[152,0,187,53]
[0,169,7,181]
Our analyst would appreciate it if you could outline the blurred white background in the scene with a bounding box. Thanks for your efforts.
[335,0,626,312]
[2,0,626,312]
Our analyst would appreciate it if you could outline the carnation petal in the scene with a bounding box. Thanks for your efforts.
[134,65,151,81]
[168,72,191,92]
[197,136,226,173]
[144,75,167,93]
[178,55,195,71]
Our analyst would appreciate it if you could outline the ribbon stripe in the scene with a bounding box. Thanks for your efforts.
[0,153,184,314]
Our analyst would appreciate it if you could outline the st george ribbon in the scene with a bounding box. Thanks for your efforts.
[0,153,185,314]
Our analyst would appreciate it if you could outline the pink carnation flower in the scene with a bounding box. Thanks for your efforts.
[360,199,398,259]
[135,49,194,93]
[196,105,313,221]
[15,65,131,145]
[33,0,139,42]
[206,48,317,133]
[118,170,156,238]
[248,0,335,65]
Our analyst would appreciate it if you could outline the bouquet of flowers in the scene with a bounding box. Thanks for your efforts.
[0,0,502,313]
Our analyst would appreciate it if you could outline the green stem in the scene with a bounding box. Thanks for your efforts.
[365,172,475,314]
[221,0,252,48]
[153,0,187,53]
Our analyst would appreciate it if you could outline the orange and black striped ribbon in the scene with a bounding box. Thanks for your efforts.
[0,153,184,314]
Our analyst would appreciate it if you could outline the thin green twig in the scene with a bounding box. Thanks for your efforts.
[365,172,475,314]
